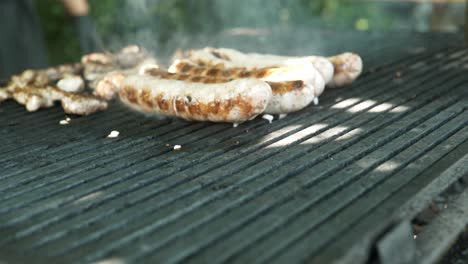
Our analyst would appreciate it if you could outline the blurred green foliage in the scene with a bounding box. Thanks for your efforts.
[37,0,224,64]
[34,0,414,65]
[36,0,81,64]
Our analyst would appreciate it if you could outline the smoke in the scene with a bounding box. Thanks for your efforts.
[70,0,466,64]
[101,0,163,52]
[95,0,328,64]
[99,0,468,63]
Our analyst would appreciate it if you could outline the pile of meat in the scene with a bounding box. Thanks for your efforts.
[0,46,362,125]
[0,45,154,115]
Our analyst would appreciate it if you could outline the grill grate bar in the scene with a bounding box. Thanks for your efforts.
[0,95,185,155]
[0,106,128,160]
[11,47,464,198]
[217,96,468,264]
[125,83,467,263]
[0,110,173,177]
[0,121,207,202]
[15,71,464,256]
[0,47,446,219]
[0,102,64,124]
[0,109,63,136]
[0,99,127,146]
[0,72,376,190]
[0,46,458,175]
[0,45,454,164]
[1,48,458,251]
[0,93,376,235]
[0,108,132,168]
[49,67,466,260]
[0,51,414,169]
[0,119,197,184]
[192,120,468,264]
[268,115,468,264]
[151,96,468,262]
[0,110,66,148]
[0,39,466,264]
[307,133,468,264]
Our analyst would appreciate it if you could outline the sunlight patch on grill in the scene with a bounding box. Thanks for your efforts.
[374,160,400,172]
[335,128,364,141]
[346,99,378,113]
[390,105,411,113]
[300,125,350,145]
[330,98,361,109]
[93,257,127,264]
[73,191,104,205]
[368,102,396,113]
[266,123,328,148]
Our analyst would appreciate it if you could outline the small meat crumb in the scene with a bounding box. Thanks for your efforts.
[278,114,288,120]
[107,130,120,138]
[313,97,319,105]
[173,145,182,150]
[233,123,239,128]
[262,114,274,124]
[59,120,69,125]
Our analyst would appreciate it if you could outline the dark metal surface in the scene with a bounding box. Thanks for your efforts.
[415,165,468,264]
[0,31,468,264]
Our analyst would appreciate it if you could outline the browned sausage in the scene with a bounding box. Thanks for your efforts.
[142,68,316,114]
[119,74,272,123]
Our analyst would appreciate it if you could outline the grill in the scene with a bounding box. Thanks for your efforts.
[1,30,468,264]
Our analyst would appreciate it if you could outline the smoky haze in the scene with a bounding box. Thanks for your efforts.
[95,0,465,64]
[97,0,324,64]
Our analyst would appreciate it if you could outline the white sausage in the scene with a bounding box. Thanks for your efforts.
[327,52,363,88]
[187,47,333,86]
[264,81,316,114]
[170,59,325,97]
[187,47,363,88]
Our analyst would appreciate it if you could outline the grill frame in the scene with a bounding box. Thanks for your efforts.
[0,31,467,264]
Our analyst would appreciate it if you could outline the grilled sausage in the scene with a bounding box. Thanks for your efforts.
[119,75,272,123]
[264,80,315,114]
[142,68,316,114]
[185,47,333,85]
[186,47,362,87]
[93,72,126,100]
[169,60,324,97]
[327,52,363,88]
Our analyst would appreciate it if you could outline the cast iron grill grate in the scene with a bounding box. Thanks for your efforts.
[0,32,467,264]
